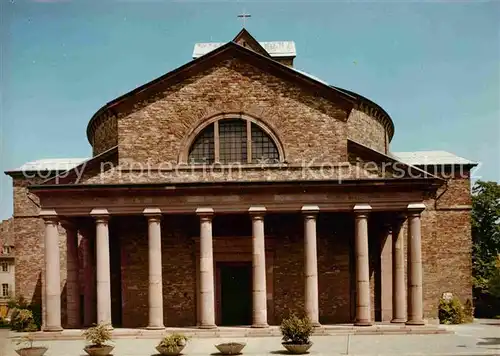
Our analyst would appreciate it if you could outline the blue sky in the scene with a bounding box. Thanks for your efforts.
[0,0,499,220]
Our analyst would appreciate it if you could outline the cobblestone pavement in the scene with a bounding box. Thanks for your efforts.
[1,320,499,356]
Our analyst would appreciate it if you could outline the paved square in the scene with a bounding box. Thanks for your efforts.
[1,320,499,356]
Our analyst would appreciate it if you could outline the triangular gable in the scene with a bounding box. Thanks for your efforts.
[38,146,118,185]
[87,42,356,144]
[232,28,271,58]
[347,139,443,181]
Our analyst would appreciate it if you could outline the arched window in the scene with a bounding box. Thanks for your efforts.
[188,118,280,165]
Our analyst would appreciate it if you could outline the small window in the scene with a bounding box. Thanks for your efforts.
[1,284,8,297]
[2,246,11,254]
[0,262,7,272]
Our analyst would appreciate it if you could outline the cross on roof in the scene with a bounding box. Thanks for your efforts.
[237,12,251,27]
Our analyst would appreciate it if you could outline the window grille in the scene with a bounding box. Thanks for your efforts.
[251,124,280,163]
[219,120,247,164]
[188,125,215,164]
[187,117,280,165]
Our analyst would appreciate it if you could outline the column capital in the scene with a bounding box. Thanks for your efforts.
[196,207,214,217]
[90,208,110,222]
[40,209,58,223]
[143,207,162,219]
[407,203,426,215]
[301,205,320,217]
[249,206,266,218]
[353,203,372,215]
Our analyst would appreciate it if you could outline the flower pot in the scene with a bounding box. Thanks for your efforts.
[215,342,246,355]
[282,342,313,354]
[15,347,48,356]
[155,345,185,355]
[84,345,114,356]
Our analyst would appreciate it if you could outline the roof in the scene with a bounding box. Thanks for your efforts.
[7,158,87,173]
[87,40,356,145]
[392,151,477,166]
[193,41,296,58]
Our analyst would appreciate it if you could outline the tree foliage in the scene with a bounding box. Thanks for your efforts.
[472,180,500,294]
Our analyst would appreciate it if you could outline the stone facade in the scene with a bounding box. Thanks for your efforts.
[3,29,474,329]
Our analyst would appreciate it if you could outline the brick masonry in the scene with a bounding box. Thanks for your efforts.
[4,40,473,327]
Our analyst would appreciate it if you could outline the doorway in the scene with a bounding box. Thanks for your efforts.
[217,262,252,326]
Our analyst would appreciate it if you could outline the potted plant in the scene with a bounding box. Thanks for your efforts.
[156,333,188,355]
[215,341,247,355]
[82,323,114,356]
[15,334,48,356]
[280,314,313,354]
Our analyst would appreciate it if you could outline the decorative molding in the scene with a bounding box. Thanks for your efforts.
[39,209,57,218]
[407,203,426,212]
[195,207,214,216]
[353,203,372,213]
[143,207,162,216]
[90,208,109,217]
[301,205,320,213]
[248,206,267,215]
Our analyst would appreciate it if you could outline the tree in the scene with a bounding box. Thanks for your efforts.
[471,181,500,294]
[488,256,500,298]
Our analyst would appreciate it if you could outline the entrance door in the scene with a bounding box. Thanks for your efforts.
[218,262,252,326]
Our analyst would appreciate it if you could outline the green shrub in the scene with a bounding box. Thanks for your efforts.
[157,333,188,351]
[439,296,465,324]
[7,295,29,310]
[280,314,313,345]
[0,316,10,328]
[83,323,112,347]
[7,295,41,330]
[10,308,38,332]
[463,299,474,323]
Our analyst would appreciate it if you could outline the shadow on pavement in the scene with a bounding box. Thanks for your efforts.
[477,337,500,346]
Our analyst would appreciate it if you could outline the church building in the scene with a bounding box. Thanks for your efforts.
[3,29,476,330]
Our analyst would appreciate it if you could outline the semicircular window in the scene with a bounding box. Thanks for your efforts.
[188,118,280,165]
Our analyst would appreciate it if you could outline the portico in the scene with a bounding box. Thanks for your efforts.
[36,179,429,330]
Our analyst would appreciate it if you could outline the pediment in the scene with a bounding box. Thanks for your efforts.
[87,42,356,145]
[232,28,271,57]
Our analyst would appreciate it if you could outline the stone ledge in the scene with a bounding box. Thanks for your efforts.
[8,325,451,341]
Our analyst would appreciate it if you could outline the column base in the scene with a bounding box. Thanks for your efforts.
[146,325,166,330]
[198,324,217,329]
[251,323,269,328]
[42,326,63,332]
[406,320,425,326]
[311,322,322,328]
[354,320,373,326]
[391,318,406,324]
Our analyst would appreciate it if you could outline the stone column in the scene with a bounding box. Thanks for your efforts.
[353,204,372,326]
[249,206,268,328]
[62,221,81,328]
[302,205,320,327]
[82,233,96,326]
[196,208,216,329]
[380,224,393,322]
[406,203,425,325]
[391,216,406,323]
[91,208,112,326]
[144,208,165,329]
[41,209,63,331]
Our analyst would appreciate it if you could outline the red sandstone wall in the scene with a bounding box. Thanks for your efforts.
[347,109,387,153]
[117,58,350,167]
[421,171,473,321]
